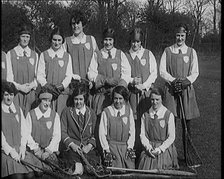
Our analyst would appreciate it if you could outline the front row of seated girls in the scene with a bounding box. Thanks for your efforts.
[1,80,179,179]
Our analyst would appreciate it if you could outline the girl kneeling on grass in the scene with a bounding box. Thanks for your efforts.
[99,85,136,169]
[1,81,40,179]
[138,87,179,170]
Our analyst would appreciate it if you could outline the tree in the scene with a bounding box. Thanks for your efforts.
[1,2,32,52]
[184,0,210,45]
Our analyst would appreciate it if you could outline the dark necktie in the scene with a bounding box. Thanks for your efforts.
[154,113,158,120]
[179,49,182,54]
[108,50,112,59]
[24,51,27,57]
[117,111,121,117]
[9,107,13,113]
[78,112,84,131]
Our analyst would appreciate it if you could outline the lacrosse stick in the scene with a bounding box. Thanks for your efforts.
[79,151,112,178]
[21,159,69,179]
[178,94,202,168]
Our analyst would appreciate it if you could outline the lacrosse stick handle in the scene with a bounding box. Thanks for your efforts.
[177,94,188,163]
[21,159,64,179]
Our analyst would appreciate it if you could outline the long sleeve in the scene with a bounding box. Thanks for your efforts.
[61,54,73,89]
[120,51,132,85]
[20,108,28,147]
[61,109,76,148]
[2,132,13,155]
[29,52,39,89]
[99,111,110,151]
[26,113,39,150]
[142,51,157,90]
[186,49,199,83]
[36,52,47,86]
[6,51,22,90]
[87,52,98,82]
[87,111,97,147]
[159,112,175,152]
[127,108,135,149]
[45,113,61,152]
[159,50,175,82]
[140,115,152,150]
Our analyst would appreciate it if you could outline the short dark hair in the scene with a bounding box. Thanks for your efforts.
[103,28,115,40]
[112,85,129,102]
[1,80,18,101]
[150,87,164,100]
[69,10,87,27]
[175,23,189,36]
[69,79,89,106]
[19,24,32,36]
[129,27,144,44]
[49,26,65,44]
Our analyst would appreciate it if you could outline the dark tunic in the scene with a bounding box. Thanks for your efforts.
[92,50,122,116]
[9,48,38,116]
[104,105,135,169]
[1,105,41,177]
[65,35,94,79]
[126,49,153,120]
[30,109,56,148]
[43,50,70,115]
[163,47,200,120]
[138,109,179,170]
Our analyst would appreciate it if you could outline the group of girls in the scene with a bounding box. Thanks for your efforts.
[2,9,200,179]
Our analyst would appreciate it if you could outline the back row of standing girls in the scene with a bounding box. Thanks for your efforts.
[2,9,200,173]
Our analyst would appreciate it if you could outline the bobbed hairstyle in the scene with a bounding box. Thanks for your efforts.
[150,87,164,101]
[69,10,87,27]
[1,80,18,101]
[175,23,189,36]
[103,28,115,40]
[69,79,89,106]
[112,85,130,102]
[129,27,144,44]
[49,26,65,44]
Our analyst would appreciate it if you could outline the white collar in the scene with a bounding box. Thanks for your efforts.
[111,104,126,116]
[14,45,31,57]
[101,47,116,58]
[75,105,86,116]
[34,106,51,120]
[149,104,166,119]
[170,43,188,54]
[47,47,65,58]
[71,33,86,44]
[129,46,144,59]
[1,102,16,113]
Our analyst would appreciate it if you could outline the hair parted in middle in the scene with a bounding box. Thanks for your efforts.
[49,26,65,44]
[129,27,144,43]
[112,85,130,102]
[175,23,190,36]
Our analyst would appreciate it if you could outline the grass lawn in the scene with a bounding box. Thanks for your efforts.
[173,52,221,179]
[39,52,221,179]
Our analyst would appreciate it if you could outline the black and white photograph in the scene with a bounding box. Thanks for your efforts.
[1,0,221,178]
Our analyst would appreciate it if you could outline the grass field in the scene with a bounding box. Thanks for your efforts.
[38,52,221,179]
[173,52,221,179]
